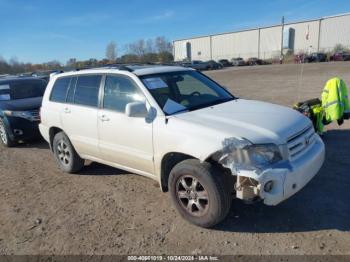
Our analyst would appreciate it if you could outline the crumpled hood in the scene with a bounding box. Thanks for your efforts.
[173,99,312,145]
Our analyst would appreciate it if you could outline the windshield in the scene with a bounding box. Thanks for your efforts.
[140,70,235,115]
[0,79,47,101]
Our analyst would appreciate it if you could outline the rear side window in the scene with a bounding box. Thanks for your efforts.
[50,77,71,102]
[74,75,101,107]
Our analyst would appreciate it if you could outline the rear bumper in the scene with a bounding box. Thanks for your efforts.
[39,124,50,143]
[259,136,325,205]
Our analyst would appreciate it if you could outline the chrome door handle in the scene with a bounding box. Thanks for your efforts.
[100,115,110,122]
[64,108,71,114]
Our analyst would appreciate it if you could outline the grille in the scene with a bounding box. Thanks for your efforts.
[287,125,316,159]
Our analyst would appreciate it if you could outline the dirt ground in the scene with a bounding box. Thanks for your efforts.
[0,62,350,255]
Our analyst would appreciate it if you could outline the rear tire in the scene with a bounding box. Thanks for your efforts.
[53,132,84,173]
[0,118,16,147]
[169,159,232,228]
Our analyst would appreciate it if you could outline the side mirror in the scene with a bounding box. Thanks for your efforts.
[125,102,148,118]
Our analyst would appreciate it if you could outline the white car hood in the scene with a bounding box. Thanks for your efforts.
[173,99,312,145]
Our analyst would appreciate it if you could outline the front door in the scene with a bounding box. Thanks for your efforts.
[98,74,154,175]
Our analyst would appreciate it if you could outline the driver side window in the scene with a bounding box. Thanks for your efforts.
[103,75,145,113]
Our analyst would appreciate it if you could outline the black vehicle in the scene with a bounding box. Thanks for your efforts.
[305,52,328,63]
[206,60,223,70]
[218,59,232,67]
[247,57,264,66]
[0,77,47,147]
[181,60,211,71]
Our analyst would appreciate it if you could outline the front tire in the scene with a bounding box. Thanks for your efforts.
[169,159,232,228]
[53,132,84,173]
[0,118,15,147]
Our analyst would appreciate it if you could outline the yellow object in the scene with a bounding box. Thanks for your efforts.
[311,104,324,134]
[321,77,350,122]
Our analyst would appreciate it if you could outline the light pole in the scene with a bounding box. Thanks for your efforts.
[280,16,285,63]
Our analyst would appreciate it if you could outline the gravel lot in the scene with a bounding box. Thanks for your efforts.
[0,62,350,255]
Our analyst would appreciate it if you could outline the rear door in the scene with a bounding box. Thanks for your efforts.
[45,77,73,139]
[97,74,154,175]
[60,74,102,158]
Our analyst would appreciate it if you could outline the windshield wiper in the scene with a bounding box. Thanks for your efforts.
[186,97,236,112]
[167,108,190,115]
[167,97,236,116]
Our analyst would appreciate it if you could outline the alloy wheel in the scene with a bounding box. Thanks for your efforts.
[0,120,8,145]
[176,175,209,217]
[57,140,71,165]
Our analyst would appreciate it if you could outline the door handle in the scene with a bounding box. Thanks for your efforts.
[100,115,110,122]
[64,107,71,114]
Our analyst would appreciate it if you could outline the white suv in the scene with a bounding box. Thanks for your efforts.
[39,65,325,227]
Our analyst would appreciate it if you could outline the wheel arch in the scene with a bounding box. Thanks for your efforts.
[160,152,197,192]
[49,126,63,151]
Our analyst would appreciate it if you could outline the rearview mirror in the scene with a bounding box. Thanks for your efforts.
[125,102,148,118]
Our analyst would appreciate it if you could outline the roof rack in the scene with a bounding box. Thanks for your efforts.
[99,64,135,72]
[71,62,178,73]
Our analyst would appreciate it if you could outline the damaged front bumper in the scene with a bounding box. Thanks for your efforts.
[218,136,325,206]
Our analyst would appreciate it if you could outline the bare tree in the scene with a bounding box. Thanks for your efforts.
[127,39,146,57]
[333,43,349,53]
[155,36,172,53]
[106,41,117,62]
[146,39,155,53]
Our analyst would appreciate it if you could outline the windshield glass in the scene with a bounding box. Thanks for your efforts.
[0,79,47,101]
[140,70,235,115]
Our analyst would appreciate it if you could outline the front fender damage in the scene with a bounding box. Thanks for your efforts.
[211,137,290,205]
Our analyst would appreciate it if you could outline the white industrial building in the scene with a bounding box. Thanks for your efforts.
[173,13,350,61]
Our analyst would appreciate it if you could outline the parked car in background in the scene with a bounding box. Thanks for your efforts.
[231,57,246,66]
[294,53,307,63]
[305,52,328,63]
[182,60,210,71]
[0,74,11,78]
[330,51,350,61]
[40,65,325,228]
[206,60,223,70]
[182,60,222,70]
[0,77,47,147]
[32,70,63,82]
[218,59,232,67]
[247,57,264,66]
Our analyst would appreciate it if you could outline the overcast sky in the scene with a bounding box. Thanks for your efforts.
[1,0,349,64]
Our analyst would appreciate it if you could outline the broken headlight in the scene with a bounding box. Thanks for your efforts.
[218,138,282,173]
[247,144,282,167]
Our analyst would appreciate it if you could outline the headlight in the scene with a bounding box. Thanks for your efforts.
[3,110,38,121]
[218,138,282,173]
[4,110,27,118]
[247,144,282,167]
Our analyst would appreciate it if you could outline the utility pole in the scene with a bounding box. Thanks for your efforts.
[280,16,285,58]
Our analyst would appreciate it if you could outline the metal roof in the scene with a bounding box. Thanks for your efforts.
[173,12,350,42]
[131,65,191,76]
